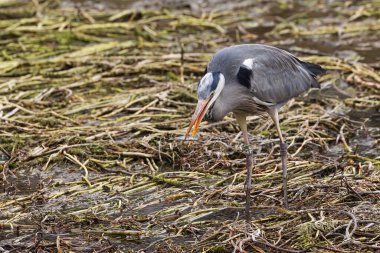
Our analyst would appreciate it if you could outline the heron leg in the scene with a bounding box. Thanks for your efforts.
[235,113,253,223]
[268,108,289,209]
[279,142,288,208]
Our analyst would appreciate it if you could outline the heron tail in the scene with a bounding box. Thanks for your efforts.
[300,61,327,78]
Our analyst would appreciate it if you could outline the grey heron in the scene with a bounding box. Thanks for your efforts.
[185,44,326,221]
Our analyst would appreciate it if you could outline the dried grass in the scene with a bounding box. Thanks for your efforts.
[0,0,379,252]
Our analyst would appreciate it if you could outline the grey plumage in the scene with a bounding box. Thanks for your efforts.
[205,44,325,121]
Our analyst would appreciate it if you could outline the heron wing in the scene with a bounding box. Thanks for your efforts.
[237,47,323,105]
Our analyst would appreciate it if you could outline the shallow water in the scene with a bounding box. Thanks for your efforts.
[60,0,135,10]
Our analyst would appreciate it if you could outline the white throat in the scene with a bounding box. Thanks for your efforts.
[207,73,225,110]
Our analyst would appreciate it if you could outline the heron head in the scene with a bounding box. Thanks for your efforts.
[185,71,225,139]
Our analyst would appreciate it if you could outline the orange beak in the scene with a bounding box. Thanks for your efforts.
[184,99,210,140]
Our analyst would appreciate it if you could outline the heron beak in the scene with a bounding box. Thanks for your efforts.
[185,98,210,140]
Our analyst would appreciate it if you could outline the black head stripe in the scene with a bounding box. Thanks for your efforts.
[211,72,220,91]
[197,71,220,100]
[237,66,252,89]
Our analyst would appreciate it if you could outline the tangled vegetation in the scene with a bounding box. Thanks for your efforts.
[0,0,379,252]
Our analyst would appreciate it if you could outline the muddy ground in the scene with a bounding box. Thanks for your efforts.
[0,0,380,252]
